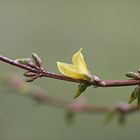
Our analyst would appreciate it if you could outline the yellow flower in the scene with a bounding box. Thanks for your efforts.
[57,48,92,80]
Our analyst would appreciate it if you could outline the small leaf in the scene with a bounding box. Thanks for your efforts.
[32,53,42,68]
[128,86,140,104]
[104,108,117,124]
[118,113,126,125]
[66,111,75,124]
[74,83,89,98]
[137,94,140,108]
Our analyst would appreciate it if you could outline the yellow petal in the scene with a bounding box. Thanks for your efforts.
[57,62,87,80]
[72,48,89,74]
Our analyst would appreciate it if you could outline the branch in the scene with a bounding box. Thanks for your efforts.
[0,54,140,87]
[1,53,140,124]
[8,76,140,115]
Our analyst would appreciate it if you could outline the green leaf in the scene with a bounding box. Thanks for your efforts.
[118,113,126,125]
[137,94,140,108]
[104,108,116,124]
[66,111,75,124]
[74,83,89,98]
[128,86,140,104]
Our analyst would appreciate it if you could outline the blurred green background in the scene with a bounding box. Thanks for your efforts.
[0,0,140,140]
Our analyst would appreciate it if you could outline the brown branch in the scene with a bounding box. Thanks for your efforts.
[8,76,140,115]
[1,53,140,124]
[0,54,140,87]
[31,92,140,115]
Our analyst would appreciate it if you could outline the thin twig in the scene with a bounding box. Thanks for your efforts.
[8,76,140,115]
[0,54,140,87]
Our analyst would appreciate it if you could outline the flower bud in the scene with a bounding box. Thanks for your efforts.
[26,76,37,82]
[125,71,140,79]
[32,53,42,68]
[23,71,37,77]
[15,58,32,65]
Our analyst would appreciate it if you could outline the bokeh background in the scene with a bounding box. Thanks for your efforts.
[0,1,140,140]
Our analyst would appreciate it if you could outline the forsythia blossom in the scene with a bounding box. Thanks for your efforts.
[57,48,92,81]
